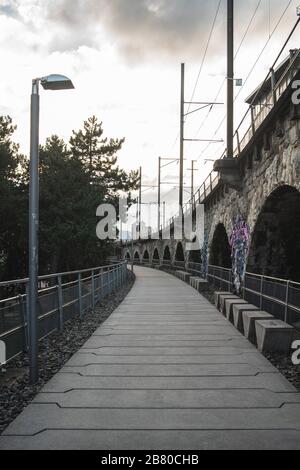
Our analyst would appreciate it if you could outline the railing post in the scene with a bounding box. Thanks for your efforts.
[100,268,104,299]
[108,269,112,295]
[57,275,64,332]
[25,282,30,350]
[91,269,95,311]
[251,106,256,136]
[236,130,241,156]
[284,280,290,323]
[115,266,118,290]
[260,275,264,310]
[270,67,276,105]
[78,273,83,319]
[19,294,28,352]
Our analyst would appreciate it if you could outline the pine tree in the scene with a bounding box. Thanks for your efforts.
[0,116,27,280]
[69,115,138,200]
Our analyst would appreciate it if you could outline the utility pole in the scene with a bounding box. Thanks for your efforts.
[163,201,166,228]
[179,63,185,209]
[227,0,234,159]
[138,166,142,236]
[158,157,161,231]
[190,160,197,200]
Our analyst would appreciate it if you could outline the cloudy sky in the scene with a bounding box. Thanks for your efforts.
[0,0,299,222]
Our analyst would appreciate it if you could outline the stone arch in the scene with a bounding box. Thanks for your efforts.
[126,251,131,260]
[209,223,231,268]
[189,249,202,263]
[247,185,300,281]
[152,248,160,264]
[187,237,202,264]
[175,242,185,262]
[134,251,140,262]
[142,250,150,262]
[163,245,171,261]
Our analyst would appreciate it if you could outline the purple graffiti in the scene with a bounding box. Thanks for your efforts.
[229,215,250,293]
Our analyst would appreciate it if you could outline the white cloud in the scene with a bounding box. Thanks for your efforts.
[0,0,299,216]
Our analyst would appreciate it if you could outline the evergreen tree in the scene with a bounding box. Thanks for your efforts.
[69,115,138,201]
[0,116,27,280]
[0,115,138,279]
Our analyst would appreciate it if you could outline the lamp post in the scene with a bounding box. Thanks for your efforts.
[28,74,74,384]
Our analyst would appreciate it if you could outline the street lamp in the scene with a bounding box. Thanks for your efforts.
[28,74,74,384]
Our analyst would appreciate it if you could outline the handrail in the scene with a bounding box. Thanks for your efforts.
[207,264,300,328]
[0,261,128,364]
[0,261,124,288]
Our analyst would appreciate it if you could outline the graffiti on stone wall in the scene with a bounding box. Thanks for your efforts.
[229,215,250,293]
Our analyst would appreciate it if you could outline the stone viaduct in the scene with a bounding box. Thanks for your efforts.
[121,51,300,292]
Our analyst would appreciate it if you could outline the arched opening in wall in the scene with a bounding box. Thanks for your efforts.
[189,249,202,263]
[247,185,300,281]
[188,237,202,264]
[143,250,150,262]
[209,224,231,268]
[163,246,171,262]
[126,252,131,260]
[153,248,160,264]
[115,247,122,259]
[134,251,140,262]
[175,242,185,262]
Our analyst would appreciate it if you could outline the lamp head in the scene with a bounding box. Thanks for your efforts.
[40,74,74,90]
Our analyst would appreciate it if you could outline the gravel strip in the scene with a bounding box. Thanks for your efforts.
[0,270,135,434]
[264,352,300,391]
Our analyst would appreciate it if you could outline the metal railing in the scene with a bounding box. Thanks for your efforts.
[173,260,186,270]
[134,259,203,278]
[0,261,128,364]
[207,265,232,292]
[243,272,300,329]
[207,265,300,330]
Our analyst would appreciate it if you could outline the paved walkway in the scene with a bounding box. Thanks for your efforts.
[1,267,300,449]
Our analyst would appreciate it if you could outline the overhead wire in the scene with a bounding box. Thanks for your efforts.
[196,0,294,163]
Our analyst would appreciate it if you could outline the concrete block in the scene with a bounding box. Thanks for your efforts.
[242,311,273,343]
[175,271,191,283]
[233,304,259,333]
[153,265,162,270]
[219,295,239,315]
[255,319,295,354]
[214,291,231,308]
[190,277,209,292]
[225,299,249,322]
[196,279,209,292]
[190,277,200,288]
